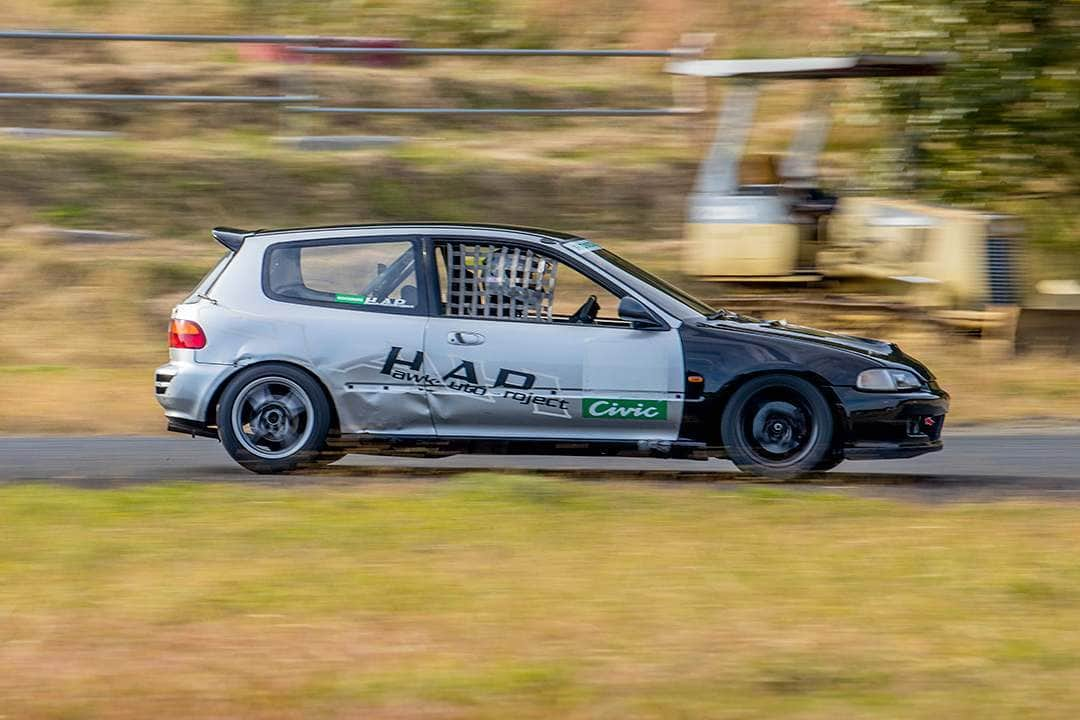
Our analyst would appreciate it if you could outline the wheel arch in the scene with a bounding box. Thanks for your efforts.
[707,369,848,448]
[203,360,341,434]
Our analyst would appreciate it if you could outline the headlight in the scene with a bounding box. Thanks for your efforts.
[856,368,924,392]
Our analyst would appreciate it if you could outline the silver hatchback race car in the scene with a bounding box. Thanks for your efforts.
[157,223,949,476]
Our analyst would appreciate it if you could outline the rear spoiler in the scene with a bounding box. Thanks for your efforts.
[212,226,253,251]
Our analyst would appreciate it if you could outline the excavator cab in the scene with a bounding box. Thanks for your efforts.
[668,55,948,283]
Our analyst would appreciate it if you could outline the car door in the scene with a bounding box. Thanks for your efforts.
[419,238,684,441]
[262,235,434,436]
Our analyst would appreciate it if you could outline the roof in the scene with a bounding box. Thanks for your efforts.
[666,54,951,80]
[213,222,583,250]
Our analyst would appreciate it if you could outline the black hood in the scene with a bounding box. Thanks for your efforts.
[695,315,934,380]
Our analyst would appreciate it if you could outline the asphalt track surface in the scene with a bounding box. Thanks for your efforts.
[2,428,1079,501]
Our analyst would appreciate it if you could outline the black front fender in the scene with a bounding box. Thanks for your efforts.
[677,323,886,445]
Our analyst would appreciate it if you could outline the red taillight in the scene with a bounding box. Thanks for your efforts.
[168,319,206,349]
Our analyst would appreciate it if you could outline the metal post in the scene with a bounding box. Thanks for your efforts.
[0,92,316,103]
[0,30,370,43]
[289,46,687,57]
[779,88,836,185]
[0,29,704,134]
[287,106,698,116]
[695,82,759,195]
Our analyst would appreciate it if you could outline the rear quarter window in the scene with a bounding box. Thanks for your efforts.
[264,239,423,313]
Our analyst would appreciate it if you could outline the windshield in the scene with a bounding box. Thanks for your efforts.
[593,248,715,318]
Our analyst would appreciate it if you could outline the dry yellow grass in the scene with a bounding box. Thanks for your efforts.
[0,367,160,434]
[893,335,1080,426]
[3,0,862,54]
[4,478,1080,718]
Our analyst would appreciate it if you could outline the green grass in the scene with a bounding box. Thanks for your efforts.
[3,476,1080,718]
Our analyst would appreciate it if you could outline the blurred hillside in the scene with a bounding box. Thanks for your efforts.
[0,0,869,240]
[1,0,1074,254]
[0,0,1078,433]
[4,0,861,55]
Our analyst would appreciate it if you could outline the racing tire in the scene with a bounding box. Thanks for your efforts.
[218,363,335,474]
[720,374,835,479]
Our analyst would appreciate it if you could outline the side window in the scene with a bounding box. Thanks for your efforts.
[550,262,623,322]
[435,241,625,325]
[265,240,421,311]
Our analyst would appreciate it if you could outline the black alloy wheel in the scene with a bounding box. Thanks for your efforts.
[720,374,838,478]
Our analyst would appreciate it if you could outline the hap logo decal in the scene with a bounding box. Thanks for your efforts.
[582,398,667,421]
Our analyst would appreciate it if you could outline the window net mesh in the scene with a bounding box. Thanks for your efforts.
[444,244,558,321]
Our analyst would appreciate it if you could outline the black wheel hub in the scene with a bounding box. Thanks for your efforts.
[257,404,290,441]
[746,398,813,463]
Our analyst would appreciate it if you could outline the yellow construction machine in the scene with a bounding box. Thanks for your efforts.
[667,55,1079,353]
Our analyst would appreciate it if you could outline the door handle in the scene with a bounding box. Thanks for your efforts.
[448,331,485,346]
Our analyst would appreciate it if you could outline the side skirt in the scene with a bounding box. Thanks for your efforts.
[167,419,711,459]
[334,434,710,460]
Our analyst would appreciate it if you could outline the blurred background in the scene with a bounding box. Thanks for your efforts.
[0,0,1077,432]
[4,4,1080,719]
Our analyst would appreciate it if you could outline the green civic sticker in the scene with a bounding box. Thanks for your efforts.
[582,398,667,420]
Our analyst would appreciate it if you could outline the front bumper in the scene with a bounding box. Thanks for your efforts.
[155,360,234,425]
[835,385,949,461]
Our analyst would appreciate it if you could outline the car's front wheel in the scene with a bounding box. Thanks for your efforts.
[218,363,336,474]
[720,374,837,479]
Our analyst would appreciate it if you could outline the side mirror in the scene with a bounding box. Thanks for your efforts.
[618,296,663,330]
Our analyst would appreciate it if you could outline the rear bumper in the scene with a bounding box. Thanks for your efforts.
[155,360,234,425]
[835,385,950,461]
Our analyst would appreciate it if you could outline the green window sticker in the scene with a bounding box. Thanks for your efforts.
[582,398,667,420]
[334,294,414,307]
[564,239,601,253]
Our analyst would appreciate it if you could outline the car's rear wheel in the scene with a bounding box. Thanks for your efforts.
[720,374,836,478]
[218,363,335,474]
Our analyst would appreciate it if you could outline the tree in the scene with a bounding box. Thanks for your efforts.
[858,0,1079,204]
